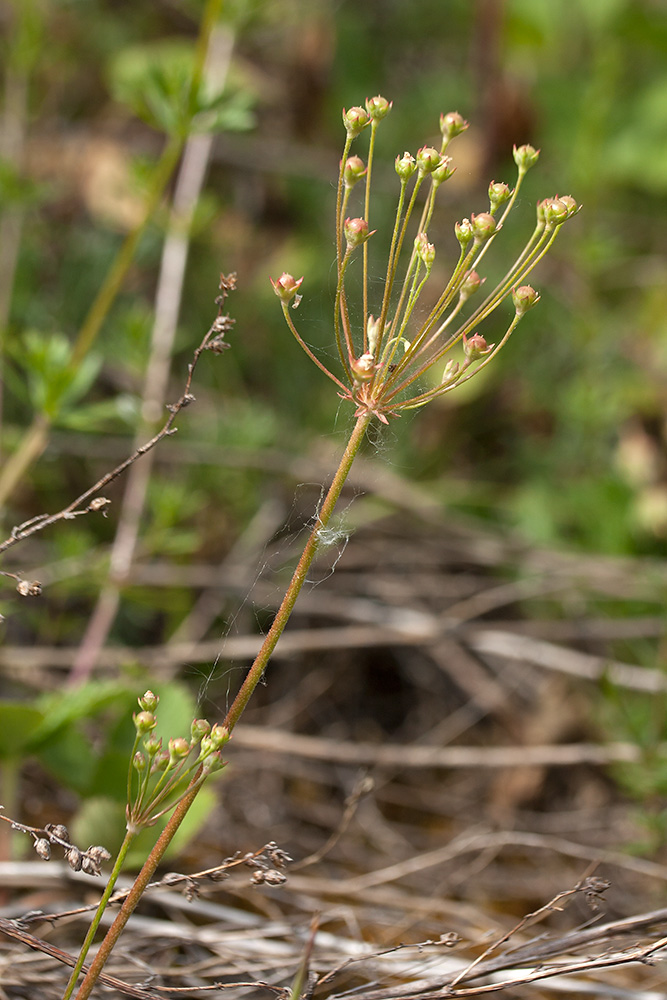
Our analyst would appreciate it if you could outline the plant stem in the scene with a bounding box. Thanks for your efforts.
[71,411,371,999]
[62,830,135,1000]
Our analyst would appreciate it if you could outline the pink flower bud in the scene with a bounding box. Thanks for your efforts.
[440,111,469,139]
[513,144,540,171]
[270,272,304,303]
[512,284,541,316]
[415,232,435,267]
[395,151,416,181]
[342,106,370,136]
[344,217,373,248]
[463,333,494,361]
[202,750,226,774]
[133,751,147,772]
[343,155,366,188]
[471,212,497,241]
[365,95,392,121]
[416,146,442,175]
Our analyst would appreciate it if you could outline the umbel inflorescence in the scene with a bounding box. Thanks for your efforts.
[272,96,578,425]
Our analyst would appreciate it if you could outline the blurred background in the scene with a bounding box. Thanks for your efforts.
[2,0,667,982]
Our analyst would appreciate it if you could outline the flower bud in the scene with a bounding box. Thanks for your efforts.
[442,360,461,386]
[440,111,469,140]
[458,270,483,302]
[34,837,51,860]
[168,737,191,765]
[471,212,497,242]
[395,151,416,181]
[431,156,455,186]
[133,711,157,735]
[152,751,170,772]
[344,217,373,248]
[416,146,442,175]
[143,735,162,756]
[512,284,541,316]
[351,352,377,382]
[538,197,569,227]
[366,315,381,354]
[202,750,226,774]
[138,691,159,712]
[463,332,494,361]
[133,751,147,772]
[343,155,366,189]
[342,106,370,136]
[557,194,579,218]
[270,272,304,303]
[488,180,512,214]
[87,845,111,865]
[455,218,474,248]
[191,718,211,743]
[209,723,230,749]
[415,232,435,268]
[513,144,540,172]
[365,95,392,121]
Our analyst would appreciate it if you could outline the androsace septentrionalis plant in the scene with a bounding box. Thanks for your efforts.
[65,95,578,1000]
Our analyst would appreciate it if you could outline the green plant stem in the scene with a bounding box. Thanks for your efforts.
[63,830,136,1000]
[71,411,371,1000]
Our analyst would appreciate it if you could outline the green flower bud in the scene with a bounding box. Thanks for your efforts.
[431,156,455,186]
[557,194,579,218]
[512,284,541,316]
[366,315,381,354]
[365,95,392,121]
[202,750,226,775]
[343,155,366,189]
[168,737,190,765]
[513,143,540,172]
[152,751,170,772]
[133,711,157,735]
[270,272,304,303]
[442,360,461,385]
[133,751,147,772]
[395,151,416,181]
[210,723,230,749]
[455,218,474,248]
[488,180,512,214]
[143,735,162,756]
[471,212,497,242]
[416,146,442,175]
[191,718,211,743]
[539,197,569,227]
[342,105,370,136]
[138,691,159,712]
[440,111,469,140]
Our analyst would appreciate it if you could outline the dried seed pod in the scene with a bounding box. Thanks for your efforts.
[65,847,83,871]
[86,845,111,865]
[34,838,51,860]
[262,869,287,886]
[81,856,98,876]
[46,824,70,843]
